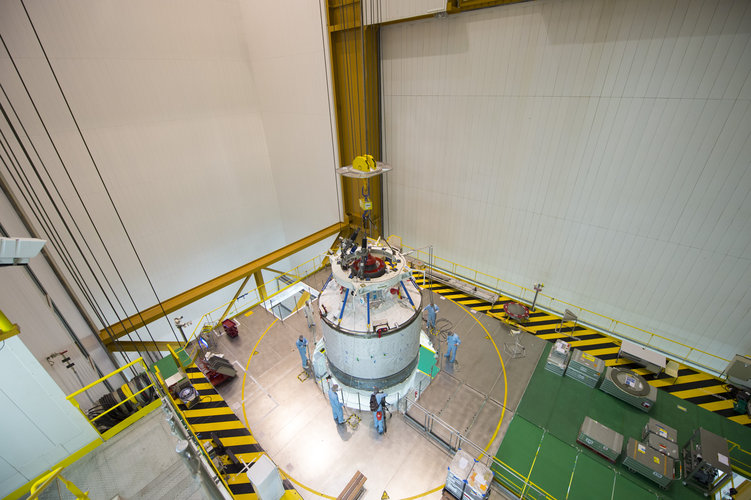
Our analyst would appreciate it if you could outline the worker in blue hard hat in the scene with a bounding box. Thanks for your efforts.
[425,302,440,334]
[296,335,309,369]
[445,331,461,363]
[328,384,345,424]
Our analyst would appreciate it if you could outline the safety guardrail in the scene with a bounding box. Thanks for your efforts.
[398,393,557,500]
[397,239,731,375]
[187,253,330,343]
[66,357,161,441]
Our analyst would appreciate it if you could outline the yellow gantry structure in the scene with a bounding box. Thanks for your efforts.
[99,222,344,347]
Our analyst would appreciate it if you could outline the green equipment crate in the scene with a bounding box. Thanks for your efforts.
[565,349,604,387]
[622,438,675,489]
[577,416,624,463]
[544,340,570,376]
[599,367,657,412]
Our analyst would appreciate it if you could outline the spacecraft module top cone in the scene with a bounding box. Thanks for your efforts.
[319,234,422,390]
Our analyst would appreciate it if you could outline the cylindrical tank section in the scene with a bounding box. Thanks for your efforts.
[319,239,422,390]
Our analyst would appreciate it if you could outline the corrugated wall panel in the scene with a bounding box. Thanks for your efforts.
[382,0,751,367]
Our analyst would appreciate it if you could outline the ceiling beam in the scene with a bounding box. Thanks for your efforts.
[100,222,345,344]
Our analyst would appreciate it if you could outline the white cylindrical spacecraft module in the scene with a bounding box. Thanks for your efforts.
[319,238,422,390]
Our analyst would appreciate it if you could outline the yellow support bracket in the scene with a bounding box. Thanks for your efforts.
[100,222,344,344]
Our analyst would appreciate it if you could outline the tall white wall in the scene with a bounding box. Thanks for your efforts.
[0,336,99,498]
[0,0,339,365]
[382,0,751,366]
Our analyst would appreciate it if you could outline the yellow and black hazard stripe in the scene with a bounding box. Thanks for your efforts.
[414,276,751,428]
[173,367,301,499]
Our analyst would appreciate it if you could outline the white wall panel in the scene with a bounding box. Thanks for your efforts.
[382,0,751,368]
[0,0,338,350]
[0,337,98,498]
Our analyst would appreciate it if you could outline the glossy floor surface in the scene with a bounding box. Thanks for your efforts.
[205,270,545,500]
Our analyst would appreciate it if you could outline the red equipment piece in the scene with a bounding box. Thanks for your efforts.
[352,254,387,278]
[222,319,238,338]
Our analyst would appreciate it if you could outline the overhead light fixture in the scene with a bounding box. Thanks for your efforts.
[0,237,46,266]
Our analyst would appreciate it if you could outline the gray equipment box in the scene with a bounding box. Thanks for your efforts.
[545,340,571,376]
[642,418,679,459]
[682,427,732,496]
[577,416,624,462]
[642,418,677,443]
[567,349,605,379]
[645,432,680,460]
[445,449,474,499]
[462,461,492,500]
[622,438,675,489]
[565,349,604,388]
[599,367,657,412]
[726,354,751,391]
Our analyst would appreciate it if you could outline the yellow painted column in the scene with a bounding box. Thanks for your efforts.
[325,0,383,238]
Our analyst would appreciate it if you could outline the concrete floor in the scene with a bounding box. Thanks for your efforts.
[204,269,546,500]
[34,409,209,500]
[29,267,545,500]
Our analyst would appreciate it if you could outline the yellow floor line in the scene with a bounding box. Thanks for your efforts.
[728,414,751,426]
[219,436,259,446]
[698,400,735,412]
[567,337,614,347]
[191,420,247,432]
[670,385,728,399]
[183,406,236,418]
[650,373,716,388]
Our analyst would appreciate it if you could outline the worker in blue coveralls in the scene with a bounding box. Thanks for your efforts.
[295,335,308,369]
[328,384,345,424]
[371,387,386,434]
[425,302,440,333]
[445,331,461,363]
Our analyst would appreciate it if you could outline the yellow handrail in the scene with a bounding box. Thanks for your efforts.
[186,253,329,343]
[66,357,148,400]
[88,384,155,423]
[28,467,88,499]
[397,238,731,373]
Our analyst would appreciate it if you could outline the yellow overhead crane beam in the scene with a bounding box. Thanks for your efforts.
[100,222,345,346]
[113,341,180,352]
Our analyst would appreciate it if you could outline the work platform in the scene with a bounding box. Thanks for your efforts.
[162,266,748,500]
[493,342,751,499]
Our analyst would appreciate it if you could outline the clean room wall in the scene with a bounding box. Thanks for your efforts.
[0,0,339,356]
[381,0,751,367]
[239,0,341,243]
[0,336,99,498]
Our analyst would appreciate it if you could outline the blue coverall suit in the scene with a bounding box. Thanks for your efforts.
[372,392,386,434]
[425,304,439,332]
[328,387,345,424]
[445,332,461,363]
[296,337,308,368]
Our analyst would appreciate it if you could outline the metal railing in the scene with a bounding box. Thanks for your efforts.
[187,253,330,343]
[398,393,557,500]
[398,239,731,375]
[66,357,161,441]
